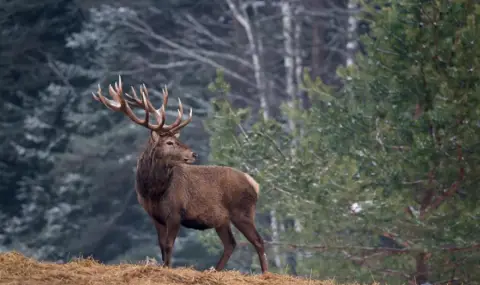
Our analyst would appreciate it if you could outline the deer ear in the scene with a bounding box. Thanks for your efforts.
[173,132,180,138]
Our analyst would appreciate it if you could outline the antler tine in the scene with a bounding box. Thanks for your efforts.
[162,98,184,130]
[169,106,193,134]
[92,84,121,112]
[162,85,169,107]
[123,85,156,114]
[162,94,193,133]
[160,86,168,124]
[124,86,144,107]
[139,84,166,131]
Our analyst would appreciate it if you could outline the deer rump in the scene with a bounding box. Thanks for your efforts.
[136,162,260,231]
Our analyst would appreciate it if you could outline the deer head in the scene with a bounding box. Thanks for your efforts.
[92,76,197,163]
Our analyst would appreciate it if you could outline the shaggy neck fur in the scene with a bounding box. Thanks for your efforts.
[136,138,177,201]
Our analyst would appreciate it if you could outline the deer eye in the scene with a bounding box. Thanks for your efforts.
[166,141,174,146]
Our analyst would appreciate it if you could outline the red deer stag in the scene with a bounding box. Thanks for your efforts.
[92,76,269,274]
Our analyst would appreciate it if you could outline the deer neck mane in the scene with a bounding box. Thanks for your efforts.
[135,139,179,200]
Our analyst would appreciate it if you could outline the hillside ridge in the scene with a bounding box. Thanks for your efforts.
[0,251,368,285]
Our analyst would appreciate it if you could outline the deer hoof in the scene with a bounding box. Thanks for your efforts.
[260,272,273,279]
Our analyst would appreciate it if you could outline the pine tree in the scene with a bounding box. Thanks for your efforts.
[0,0,83,259]
[205,0,480,284]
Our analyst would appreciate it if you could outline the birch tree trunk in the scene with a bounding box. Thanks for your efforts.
[346,0,358,67]
[281,1,304,275]
[282,0,296,134]
[294,12,306,110]
[225,0,270,120]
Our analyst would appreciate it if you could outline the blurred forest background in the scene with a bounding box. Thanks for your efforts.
[1,0,479,284]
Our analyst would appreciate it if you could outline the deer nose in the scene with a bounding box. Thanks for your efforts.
[192,152,198,158]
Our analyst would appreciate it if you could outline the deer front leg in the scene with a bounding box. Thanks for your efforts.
[163,222,181,267]
[154,221,167,265]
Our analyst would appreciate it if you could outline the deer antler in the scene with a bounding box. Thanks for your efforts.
[123,84,192,133]
[92,76,193,134]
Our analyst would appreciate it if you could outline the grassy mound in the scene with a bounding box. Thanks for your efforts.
[0,251,368,285]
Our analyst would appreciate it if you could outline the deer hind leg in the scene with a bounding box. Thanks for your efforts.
[231,213,269,274]
[163,222,180,267]
[214,224,237,271]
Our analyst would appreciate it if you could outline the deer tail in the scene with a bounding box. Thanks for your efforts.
[244,173,260,195]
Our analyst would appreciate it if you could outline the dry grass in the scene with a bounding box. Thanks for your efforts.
[0,251,368,285]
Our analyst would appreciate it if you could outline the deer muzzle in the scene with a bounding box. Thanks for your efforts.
[184,152,197,164]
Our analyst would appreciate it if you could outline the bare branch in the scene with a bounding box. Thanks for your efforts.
[120,16,257,89]
[180,13,231,48]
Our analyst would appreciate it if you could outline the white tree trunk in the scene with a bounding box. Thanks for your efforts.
[281,1,304,275]
[270,208,282,268]
[281,0,296,133]
[346,0,358,67]
[225,0,269,119]
[293,6,303,235]
[294,14,303,101]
